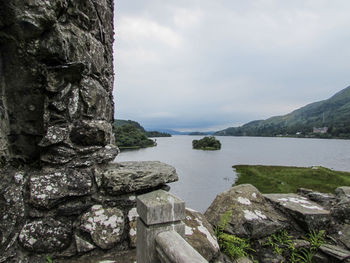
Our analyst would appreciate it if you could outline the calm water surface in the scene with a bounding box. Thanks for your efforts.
[114,136,350,212]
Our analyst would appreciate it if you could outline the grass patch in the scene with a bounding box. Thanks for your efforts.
[233,165,350,193]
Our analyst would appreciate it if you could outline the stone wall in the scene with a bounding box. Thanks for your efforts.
[0,1,180,262]
[0,0,117,165]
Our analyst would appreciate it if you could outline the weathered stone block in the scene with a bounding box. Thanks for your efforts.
[19,218,72,253]
[101,161,178,195]
[70,120,113,147]
[80,205,125,249]
[264,193,330,231]
[137,189,185,225]
[29,168,92,209]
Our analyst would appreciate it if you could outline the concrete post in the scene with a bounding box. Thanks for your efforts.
[136,189,185,263]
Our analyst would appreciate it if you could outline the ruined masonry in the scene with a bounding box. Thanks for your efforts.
[0,1,178,262]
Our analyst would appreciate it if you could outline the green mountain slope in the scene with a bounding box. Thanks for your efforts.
[215,86,350,138]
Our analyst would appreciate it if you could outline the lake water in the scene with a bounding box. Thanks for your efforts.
[114,136,350,213]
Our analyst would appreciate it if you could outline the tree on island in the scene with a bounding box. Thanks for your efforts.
[192,136,221,150]
[114,124,156,150]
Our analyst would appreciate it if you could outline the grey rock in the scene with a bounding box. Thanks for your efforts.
[40,145,77,165]
[29,168,92,209]
[264,193,330,231]
[38,125,70,147]
[205,184,288,239]
[297,188,336,209]
[101,161,178,194]
[56,199,93,216]
[319,244,350,261]
[335,186,350,202]
[70,120,114,147]
[75,235,96,253]
[80,205,125,249]
[18,218,71,253]
[0,170,26,253]
[335,224,350,250]
[184,208,220,261]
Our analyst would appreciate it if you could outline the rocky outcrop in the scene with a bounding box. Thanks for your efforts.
[205,184,288,239]
[205,184,350,263]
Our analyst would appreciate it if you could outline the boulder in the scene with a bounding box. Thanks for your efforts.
[29,168,93,209]
[100,161,178,194]
[18,218,72,253]
[80,205,125,249]
[184,208,220,261]
[264,193,330,231]
[205,184,288,239]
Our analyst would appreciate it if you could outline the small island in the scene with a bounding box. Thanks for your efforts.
[192,136,221,150]
[114,124,156,150]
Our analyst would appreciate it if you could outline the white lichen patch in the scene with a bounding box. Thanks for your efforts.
[194,217,219,250]
[252,192,257,199]
[129,228,136,237]
[243,210,267,221]
[185,226,194,236]
[237,197,251,205]
[277,196,324,210]
[128,208,138,221]
[278,197,311,204]
[128,195,136,201]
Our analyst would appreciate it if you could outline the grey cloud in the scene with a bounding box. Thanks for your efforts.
[113,0,350,131]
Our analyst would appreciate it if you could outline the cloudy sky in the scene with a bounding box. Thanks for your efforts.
[113,0,350,131]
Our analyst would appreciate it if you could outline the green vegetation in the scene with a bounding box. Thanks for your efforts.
[215,211,256,261]
[192,136,221,150]
[215,211,327,262]
[264,229,326,263]
[46,256,53,263]
[113,124,155,150]
[233,165,350,194]
[145,131,171,137]
[215,86,350,139]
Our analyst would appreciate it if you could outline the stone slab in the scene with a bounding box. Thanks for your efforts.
[320,244,350,261]
[264,193,330,230]
[137,189,185,225]
[101,161,178,194]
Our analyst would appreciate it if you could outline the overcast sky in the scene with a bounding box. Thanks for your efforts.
[113,0,350,131]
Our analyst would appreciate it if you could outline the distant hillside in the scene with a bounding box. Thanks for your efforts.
[114,119,145,132]
[114,119,171,137]
[215,86,350,138]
